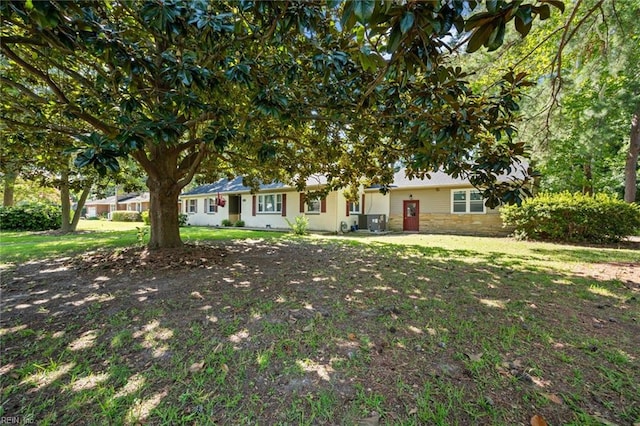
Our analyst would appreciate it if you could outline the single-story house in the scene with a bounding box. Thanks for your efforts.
[179,168,522,236]
[84,192,150,218]
[119,192,150,212]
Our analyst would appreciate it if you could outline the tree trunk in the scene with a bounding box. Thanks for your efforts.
[624,106,640,203]
[60,169,72,233]
[69,184,92,232]
[3,171,16,207]
[147,179,183,249]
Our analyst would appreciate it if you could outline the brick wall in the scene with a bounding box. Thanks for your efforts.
[388,212,512,236]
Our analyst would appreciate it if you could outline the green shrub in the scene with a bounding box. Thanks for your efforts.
[0,202,62,231]
[501,192,640,243]
[234,220,245,227]
[111,211,142,222]
[135,226,149,246]
[221,219,233,227]
[179,213,188,227]
[141,210,150,225]
[285,215,309,235]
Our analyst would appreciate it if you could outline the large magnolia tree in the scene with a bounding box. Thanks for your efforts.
[0,0,561,248]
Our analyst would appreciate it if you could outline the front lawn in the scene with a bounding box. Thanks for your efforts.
[0,229,638,425]
[0,222,284,266]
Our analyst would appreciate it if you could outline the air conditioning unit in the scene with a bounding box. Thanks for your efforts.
[367,214,386,232]
[357,214,368,230]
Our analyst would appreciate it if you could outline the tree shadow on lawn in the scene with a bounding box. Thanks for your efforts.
[1,239,638,425]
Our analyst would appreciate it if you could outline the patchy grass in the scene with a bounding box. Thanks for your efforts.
[0,233,638,425]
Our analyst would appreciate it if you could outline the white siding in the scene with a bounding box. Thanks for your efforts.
[182,196,229,226]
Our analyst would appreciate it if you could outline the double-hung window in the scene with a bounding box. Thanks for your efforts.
[451,189,485,213]
[348,201,360,214]
[307,197,321,214]
[258,194,282,213]
[187,199,198,213]
[207,198,217,214]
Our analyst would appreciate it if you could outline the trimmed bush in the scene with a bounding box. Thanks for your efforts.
[0,202,62,231]
[501,192,640,243]
[221,219,233,227]
[234,220,245,227]
[111,211,142,222]
[141,210,150,225]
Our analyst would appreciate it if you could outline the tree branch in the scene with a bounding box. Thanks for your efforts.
[0,77,49,103]
[551,0,604,102]
[1,116,84,136]
[27,45,99,94]
[131,149,157,180]
[177,142,209,189]
[1,44,71,104]
[183,112,218,127]
[2,45,116,135]
[0,36,48,45]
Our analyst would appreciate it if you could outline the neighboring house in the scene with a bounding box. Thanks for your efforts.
[179,168,524,236]
[84,192,150,218]
[120,192,150,212]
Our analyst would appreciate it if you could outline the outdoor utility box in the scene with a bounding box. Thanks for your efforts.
[366,214,387,232]
[357,214,368,230]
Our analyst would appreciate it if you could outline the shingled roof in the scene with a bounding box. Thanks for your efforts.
[366,164,529,190]
[180,177,287,196]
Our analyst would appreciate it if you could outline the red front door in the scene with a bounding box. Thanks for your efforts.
[403,200,419,231]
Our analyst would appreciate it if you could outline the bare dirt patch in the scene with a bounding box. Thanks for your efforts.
[573,261,640,291]
[1,239,639,425]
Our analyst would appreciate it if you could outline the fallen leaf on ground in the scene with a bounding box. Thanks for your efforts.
[541,392,563,405]
[531,414,548,426]
[189,362,205,373]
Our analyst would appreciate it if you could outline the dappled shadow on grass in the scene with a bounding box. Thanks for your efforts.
[1,239,639,425]
[530,246,640,264]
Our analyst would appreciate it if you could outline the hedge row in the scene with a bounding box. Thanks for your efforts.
[0,203,62,231]
[111,211,142,222]
[140,211,188,226]
[501,192,640,243]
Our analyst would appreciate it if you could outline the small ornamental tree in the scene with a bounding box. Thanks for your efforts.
[1,1,562,249]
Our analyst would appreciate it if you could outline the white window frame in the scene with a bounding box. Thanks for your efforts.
[258,194,282,213]
[307,197,321,214]
[207,198,217,214]
[348,200,360,214]
[451,189,485,214]
[187,199,198,214]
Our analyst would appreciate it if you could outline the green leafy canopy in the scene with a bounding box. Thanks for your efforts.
[1,0,561,247]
